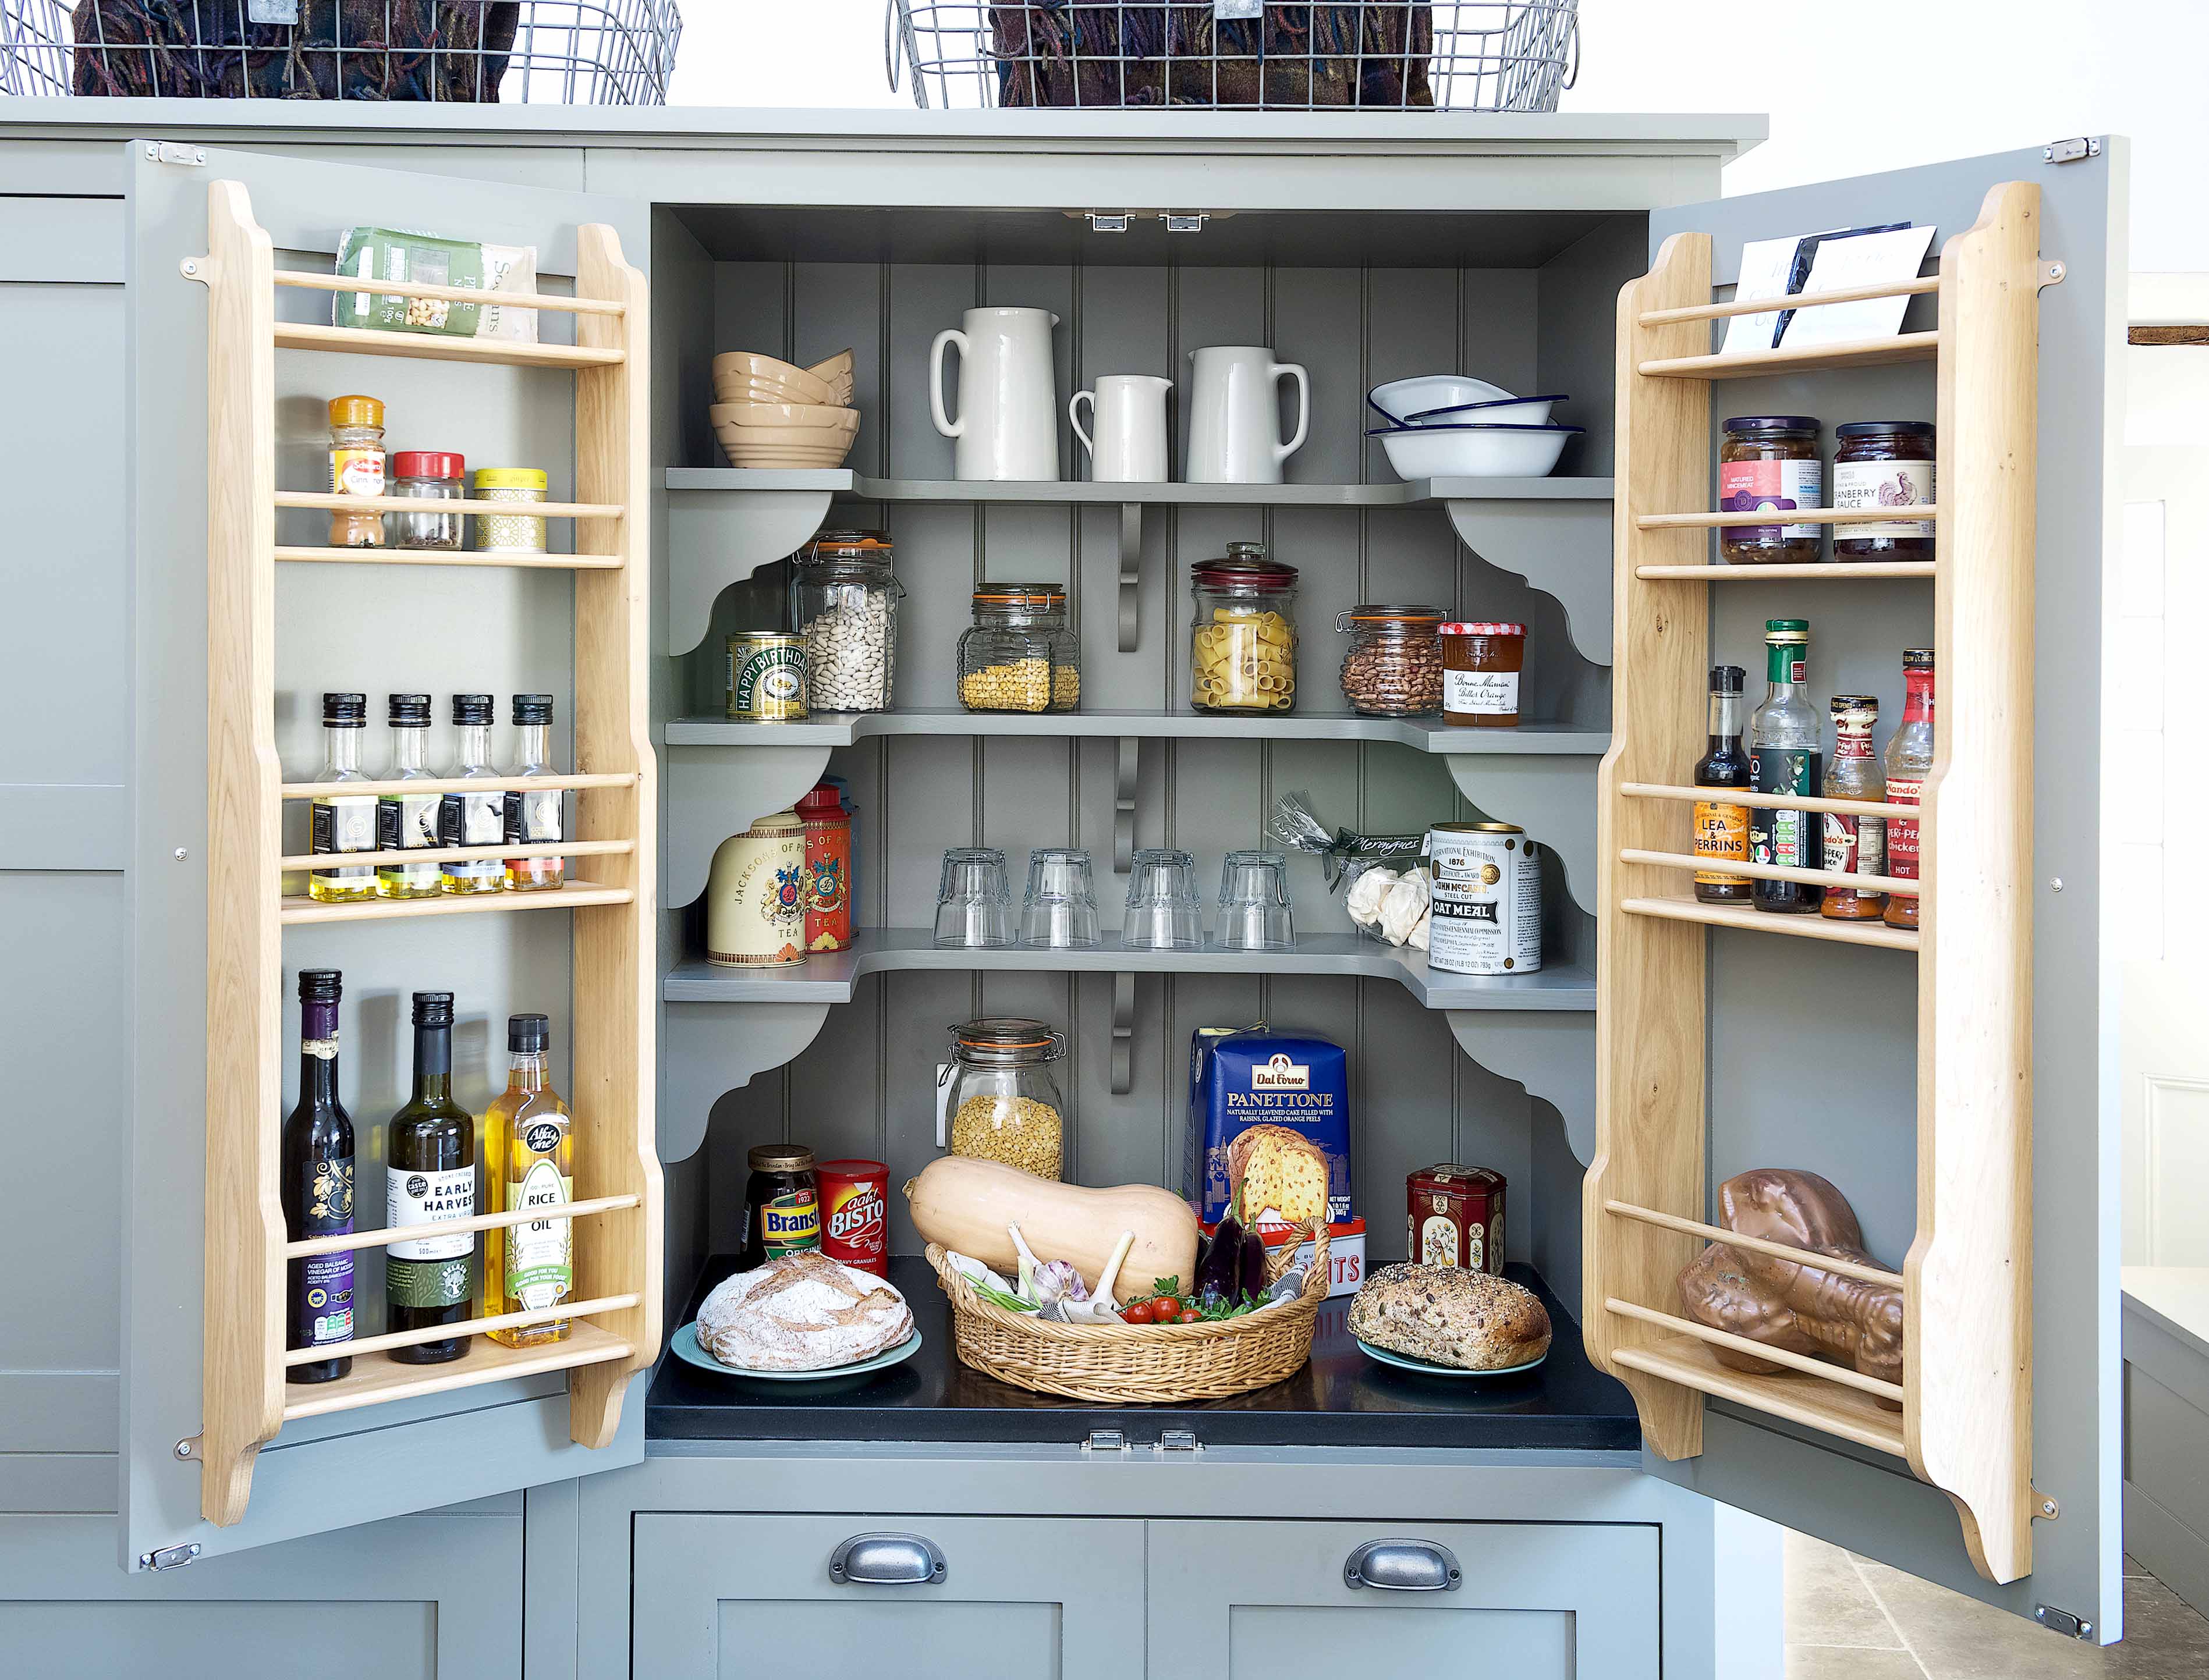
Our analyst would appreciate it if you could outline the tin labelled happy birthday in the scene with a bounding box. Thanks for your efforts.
[726,631,809,722]
[1425,821,1542,976]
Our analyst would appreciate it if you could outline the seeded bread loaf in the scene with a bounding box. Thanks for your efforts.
[1348,1262,1551,1370]
[1226,1123,1331,1226]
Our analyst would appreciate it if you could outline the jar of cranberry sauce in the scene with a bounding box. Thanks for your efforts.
[1832,421,1936,561]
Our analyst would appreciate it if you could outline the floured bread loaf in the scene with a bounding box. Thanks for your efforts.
[1227,1123,1331,1226]
[694,1249,914,1371]
[1349,1262,1551,1370]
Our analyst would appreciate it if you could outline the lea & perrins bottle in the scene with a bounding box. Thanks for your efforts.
[385,991,478,1363]
[1882,649,1936,930]
[282,968,355,1383]
[1691,665,1752,904]
[1748,620,1822,914]
[740,1144,820,1271]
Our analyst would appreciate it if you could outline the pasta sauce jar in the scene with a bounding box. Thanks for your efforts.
[1439,621,1524,727]
[1719,415,1823,564]
[1832,421,1935,560]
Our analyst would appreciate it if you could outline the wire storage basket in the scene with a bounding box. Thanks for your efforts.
[888,0,1577,111]
[1,1,680,102]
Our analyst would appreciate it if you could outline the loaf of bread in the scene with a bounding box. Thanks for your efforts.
[1227,1123,1331,1226]
[1349,1262,1552,1370]
[694,1249,913,1371]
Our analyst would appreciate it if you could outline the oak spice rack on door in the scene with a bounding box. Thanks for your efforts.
[192,180,662,1526]
[1584,183,2044,1585]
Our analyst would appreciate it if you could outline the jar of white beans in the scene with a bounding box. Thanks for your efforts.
[790,530,900,712]
[1189,545,1299,715]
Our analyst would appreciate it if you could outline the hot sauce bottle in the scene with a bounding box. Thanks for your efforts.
[1882,650,1935,930]
[1821,694,1887,919]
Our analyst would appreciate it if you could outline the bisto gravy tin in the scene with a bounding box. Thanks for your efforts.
[817,1159,889,1276]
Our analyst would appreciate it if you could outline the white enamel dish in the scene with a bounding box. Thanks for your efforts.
[1366,374,1513,425]
[670,1322,923,1382]
[1402,393,1568,427]
[1355,1335,1548,1379]
[1368,421,1584,481]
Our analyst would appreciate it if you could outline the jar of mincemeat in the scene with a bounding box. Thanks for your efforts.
[1718,416,1823,565]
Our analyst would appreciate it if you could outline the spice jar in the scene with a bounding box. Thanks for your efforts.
[327,394,386,548]
[739,1143,820,1270]
[388,451,466,550]
[704,811,807,967]
[1439,621,1525,727]
[1190,544,1298,714]
[471,466,547,554]
[1336,604,1444,717]
[795,780,853,953]
[792,530,901,712]
[1833,421,1935,560]
[934,1017,1066,1180]
[1718,415,1823,564]
[958,585,1078,713]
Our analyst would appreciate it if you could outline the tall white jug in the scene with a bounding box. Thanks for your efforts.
[1184,346,1309,485]
[931,306,1062,481]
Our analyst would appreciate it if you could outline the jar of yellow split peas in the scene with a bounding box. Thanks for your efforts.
[1189,545,1299,715]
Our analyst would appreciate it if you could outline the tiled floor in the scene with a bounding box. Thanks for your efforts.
[1786,1532,2209,1678]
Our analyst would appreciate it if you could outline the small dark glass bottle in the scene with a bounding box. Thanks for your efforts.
[1692,665,1753,904]
[386,992,478,1363]
[282,968,355,1383]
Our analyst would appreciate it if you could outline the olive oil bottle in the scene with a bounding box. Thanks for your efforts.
[385,991,477,1363]
[484,1013,575,1347]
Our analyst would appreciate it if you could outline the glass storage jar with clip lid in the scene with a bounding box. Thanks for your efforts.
[1190,544,1299,714]
[791,530,901,713]
[958,584,1079,713]
[934,1017,1067,1181]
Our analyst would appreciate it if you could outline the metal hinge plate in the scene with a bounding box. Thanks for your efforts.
[1162,212,1209,235]
[1157,1429,1202,1454]
[2033,1604,2094,1640]
[138,1542,202,1572]
[2043,137,2101,165]
[1082,1429,1129,1453]
[144,142,207,167]
[1086,212,1132,235]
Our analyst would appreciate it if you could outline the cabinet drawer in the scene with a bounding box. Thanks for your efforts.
[1146,1519,1658,1679]
[632,1512,1145,1679]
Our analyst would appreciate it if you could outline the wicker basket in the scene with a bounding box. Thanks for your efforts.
[926,1222,1329,1404]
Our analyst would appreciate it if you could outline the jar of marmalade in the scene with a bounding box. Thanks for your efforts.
[740,1143,820,1270]
[1439,621,1524,727]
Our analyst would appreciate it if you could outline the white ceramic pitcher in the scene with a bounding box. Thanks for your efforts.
[931,306,1062,481]
[1070,374,1173,483]
[1184,346,1309,485]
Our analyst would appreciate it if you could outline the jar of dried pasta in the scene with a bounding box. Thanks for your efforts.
[1190,545,1299,715]
[471,466,548,555]
[935,1017,1066,1180]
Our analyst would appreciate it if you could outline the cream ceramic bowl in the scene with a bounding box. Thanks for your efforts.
[711,351,839,407]
[708,402,860,434]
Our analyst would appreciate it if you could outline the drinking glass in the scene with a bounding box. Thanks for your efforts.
[1020,847,1101,949]
[1217,849,1295,951]
[934,847,1013,948]
[1121,848,1205,950]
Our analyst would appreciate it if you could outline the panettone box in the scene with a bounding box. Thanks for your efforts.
[1186,1028,1351,1225]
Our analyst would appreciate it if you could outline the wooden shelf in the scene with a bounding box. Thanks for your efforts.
[280,878,633,924]
[273,268,626,317]
[1608,1334,1907,1459]
[664,711,1608,754]
[274,544,624,569]
[1619,781,1916,823]
[1618,846,1919,898]
[278,771,634,800]
[279,1322,634,1425]
[1637,275,1940,327]
[1637,331,1940,381]
[1618,894,1919,950]
[276,839,633,872]
[285,1193,642,1259]
[274,320,625,368]
[1634,562,1935,581]
[276,490,624,521]
[1637,506,1940,531]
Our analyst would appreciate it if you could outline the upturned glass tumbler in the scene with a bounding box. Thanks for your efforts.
[1217,849,1295,951]
[1121,848,1205,950]
[934,847,1013,948]
[1020,847,1101,949]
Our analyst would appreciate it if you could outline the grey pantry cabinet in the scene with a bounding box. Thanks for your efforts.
[0,101,2129,1672]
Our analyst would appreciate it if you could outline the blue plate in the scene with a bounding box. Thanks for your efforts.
[1355,1336,1547,1379]
[670,1321,923,1381]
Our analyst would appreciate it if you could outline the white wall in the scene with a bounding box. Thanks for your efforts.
[674,0,2207,267]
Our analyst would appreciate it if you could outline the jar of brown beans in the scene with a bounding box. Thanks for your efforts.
[1336,605,1445,717]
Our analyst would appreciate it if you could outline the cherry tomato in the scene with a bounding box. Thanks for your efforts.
[1120,1300,1155,1324]
[1150,1294,1183,1319]
[1177,1308,1202,1324]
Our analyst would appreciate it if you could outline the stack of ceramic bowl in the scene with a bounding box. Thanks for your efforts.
[709,350,860,468]
[1366,376,1583,479]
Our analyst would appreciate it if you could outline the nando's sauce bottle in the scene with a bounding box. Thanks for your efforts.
[1882,650,1936,930]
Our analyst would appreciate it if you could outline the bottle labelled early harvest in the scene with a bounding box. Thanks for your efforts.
[282,968,355,1383]
[1748,620,1822,914]
[485,1013,574,1347]
[386,990,477,1363]
[1692,664,1752,903]
[1821,694,1887,920]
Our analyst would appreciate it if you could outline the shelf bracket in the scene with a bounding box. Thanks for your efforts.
[1111,972,1137,1095]
[665,743,834,908]
[1117,503,1143,652]
[1115,737,1140,872]
[661,1001,832,1163]
[1446,1011,1596,1166]
[1445,499,1613,666]
[1444,754,1596,918]
[665,487,834,656]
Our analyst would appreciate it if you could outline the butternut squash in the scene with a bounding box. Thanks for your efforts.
[904,1157,1199,1300]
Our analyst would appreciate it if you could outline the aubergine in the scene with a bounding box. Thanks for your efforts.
[1237,1220,1268,1301]
[1197,1195,1246,1305]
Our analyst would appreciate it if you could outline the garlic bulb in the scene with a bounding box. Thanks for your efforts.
[1345,865,1399,928]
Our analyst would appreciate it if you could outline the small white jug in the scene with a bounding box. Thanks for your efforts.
[1184,346,1309,485]
[1070,374,1173,483]
[931,306,1061,482]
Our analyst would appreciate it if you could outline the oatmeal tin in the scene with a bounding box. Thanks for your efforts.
[1424,821,1541,975]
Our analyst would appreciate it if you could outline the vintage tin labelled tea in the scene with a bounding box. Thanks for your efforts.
[1407,1164,1505,1274]
[705,810,808,966]
[1425,821,1541,975]
[726,631,809,721]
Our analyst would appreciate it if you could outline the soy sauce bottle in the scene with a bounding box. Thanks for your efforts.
[1748,620,1823,914]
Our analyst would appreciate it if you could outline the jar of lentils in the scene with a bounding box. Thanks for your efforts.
[958,584,1079,713]
[936,1017,1066,1180]
[791,530,900,712]
[471,466,548,555]
[1336,604,1444,716]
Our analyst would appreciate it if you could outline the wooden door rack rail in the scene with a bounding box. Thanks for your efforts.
[284,1192,643,1258]
[1586,182,2041,1585]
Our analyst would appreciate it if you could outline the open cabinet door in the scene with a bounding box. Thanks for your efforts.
[1589,141,2127,1638]
[122,144,658,1569]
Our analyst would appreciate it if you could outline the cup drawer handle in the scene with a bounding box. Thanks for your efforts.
[830,1532,948,1586]
[1343,1538,1463,1592]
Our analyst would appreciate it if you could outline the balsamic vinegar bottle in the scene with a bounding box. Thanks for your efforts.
[385,991,478,1363]
[282,968,356,1383]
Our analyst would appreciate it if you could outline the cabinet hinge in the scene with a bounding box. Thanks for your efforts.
[1085,212,1132,235]
[1162,212,1209,235]
[1082,1429,1129,1454]
[2042,137,2101,165]
[2033,1604,2094,1640]
[1157,1429,1203,1454]
[137,1543,202,1572]
[143,141,207,168]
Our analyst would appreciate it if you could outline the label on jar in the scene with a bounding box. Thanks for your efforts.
[1885,775,1924,882]
[1692,797,1751,887]
[728,639,809,721]
[311,796,375,887]
[1834,459,1935,541]
[1822,811,1886,879]
[385,1164,477,1263]
[1442,667,1519,717]
[377,792,441,892]
[1749,748,1821,870]
[1719,457,1823,541]
[331,445,384,499]
[749,1188,821,1259]
[439,791,505,887]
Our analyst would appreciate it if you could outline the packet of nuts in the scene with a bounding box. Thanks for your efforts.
[332,226,540,343]
[1267,791,1430,946]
